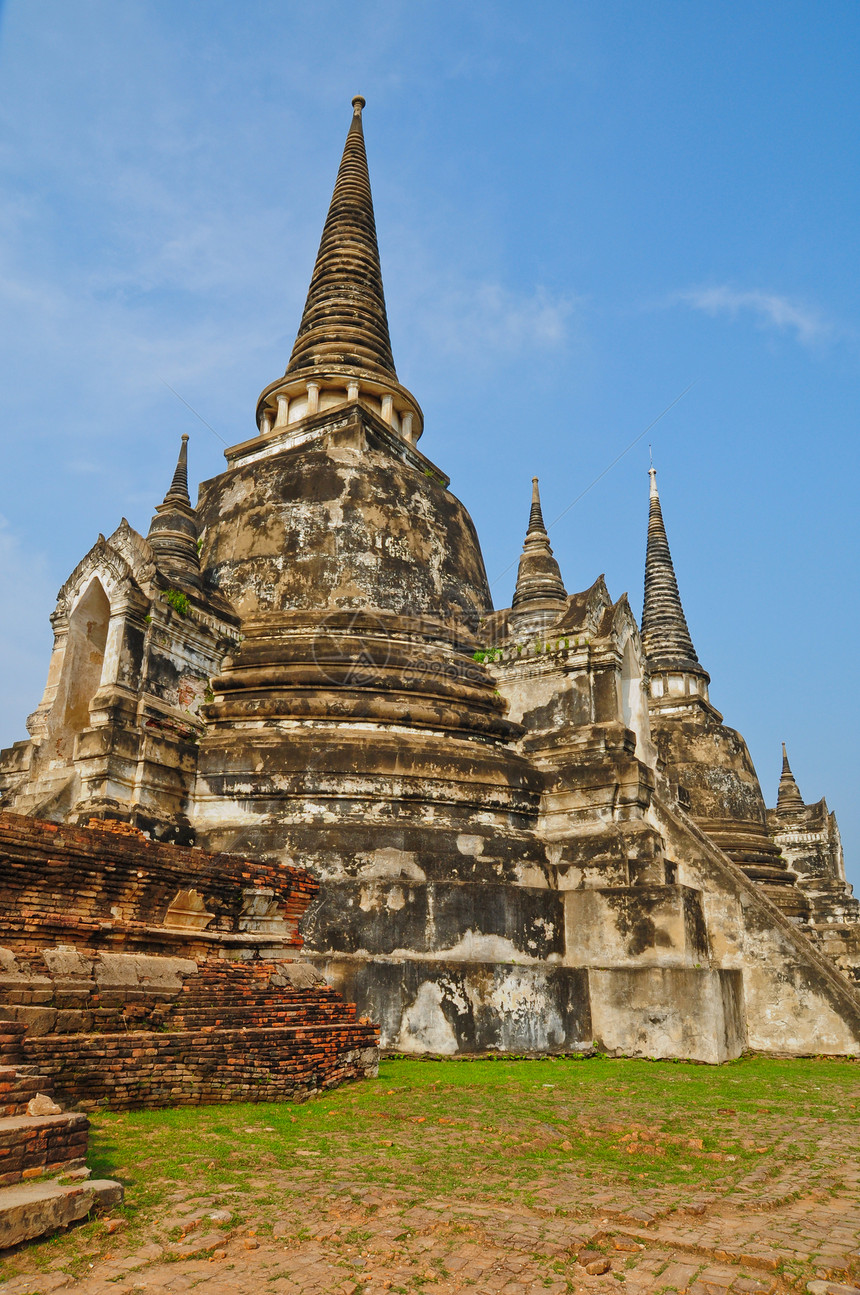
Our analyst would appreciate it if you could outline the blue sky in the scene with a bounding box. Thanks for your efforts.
[0,2,858,882]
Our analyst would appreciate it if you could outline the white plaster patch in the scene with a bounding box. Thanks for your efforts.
[491,969,566,1050]
[356,848,426,882]
[95,953,197,990]
[395,981,458,1054]
[218,479,252,513]
[515,866,549,889]
[0,947,20,975]
[386,886,406,912]
[358,886,383,913]
[456,835,484,856]
[435,930,528,963]
[42,946,92,978]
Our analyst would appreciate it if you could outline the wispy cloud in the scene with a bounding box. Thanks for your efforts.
[444,283,575,353]
[398,279,579,372]
[677,286,830,346]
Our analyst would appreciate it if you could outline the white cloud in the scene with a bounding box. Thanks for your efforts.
[677,286,829,346]
[407,280,578,368]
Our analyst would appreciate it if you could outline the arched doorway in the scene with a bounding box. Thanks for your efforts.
[49,579,111,758]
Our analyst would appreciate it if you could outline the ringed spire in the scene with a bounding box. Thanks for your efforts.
[147,435,202,589]
[641,466,700,672]
[253,97,423,449]
[776,744,806,815]
[286,95,396,382]
[512,477,567,614]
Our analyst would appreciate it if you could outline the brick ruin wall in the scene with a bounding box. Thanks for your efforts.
[0,813,378,1111]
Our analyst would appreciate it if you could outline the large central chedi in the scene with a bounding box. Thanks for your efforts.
[2,99,860,1061]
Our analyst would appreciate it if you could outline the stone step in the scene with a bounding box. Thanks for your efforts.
[0,1175,123,1249]
[0,1112,87,1138]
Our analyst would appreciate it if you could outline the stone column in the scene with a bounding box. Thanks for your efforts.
[274,392,290,430]
[307,382,320,416]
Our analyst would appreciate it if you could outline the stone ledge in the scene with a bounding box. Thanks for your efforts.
[0,1175,123,1249]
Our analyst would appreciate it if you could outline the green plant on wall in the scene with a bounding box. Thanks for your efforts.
[162,588,191,617]
[472,647,503,664]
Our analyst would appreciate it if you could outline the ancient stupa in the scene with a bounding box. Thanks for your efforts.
[2,98,859,1060]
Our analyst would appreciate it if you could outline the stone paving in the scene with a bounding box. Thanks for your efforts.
[1,1162,859,1295]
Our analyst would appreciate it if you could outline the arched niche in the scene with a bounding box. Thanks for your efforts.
[48,578,111,756]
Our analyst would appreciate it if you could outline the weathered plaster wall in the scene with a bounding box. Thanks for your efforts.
[197,410,491,628]
[319,957,592,1055]
[587,967,745,1065]
[652,799,860,1055]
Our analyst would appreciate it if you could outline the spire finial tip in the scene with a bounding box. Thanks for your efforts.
[352,95,366,114]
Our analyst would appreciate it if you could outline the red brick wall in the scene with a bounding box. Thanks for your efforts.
[0,811,317,955]
[0,813,379,1112]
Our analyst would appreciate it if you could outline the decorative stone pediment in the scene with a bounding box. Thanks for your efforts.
[53,537,143,625]
[608,594,645,656]
[163,889,215,932]
[106,520,157,591]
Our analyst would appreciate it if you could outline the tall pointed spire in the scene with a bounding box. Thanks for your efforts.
[776,743,805,815]
[528,475,547,532]
[512,478,567,614]
[148,435,201,589]
[251,97,423,454]
[641,466,700,672]
[286,96,395,383]
[162,433,191,507]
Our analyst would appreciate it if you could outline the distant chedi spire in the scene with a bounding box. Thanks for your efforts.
[147,434,202,589]
[641,465,710,703]
[776,744,806,816]
[510,477,567,631]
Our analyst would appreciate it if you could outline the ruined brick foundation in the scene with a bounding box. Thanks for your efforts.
[0,813,379,1112]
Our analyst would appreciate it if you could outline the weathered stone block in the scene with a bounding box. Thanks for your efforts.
[320,957,591,1054]
[564,885,709,968]
[588,966,745,1064]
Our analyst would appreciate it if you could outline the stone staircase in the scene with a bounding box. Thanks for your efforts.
[0,1019,122,1249]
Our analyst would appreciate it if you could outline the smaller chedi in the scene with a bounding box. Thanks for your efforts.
[1,96,859,1064]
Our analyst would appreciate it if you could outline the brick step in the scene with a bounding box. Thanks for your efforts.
[179,994,345,1006]
[32,1021,375,1046]
[0,1022,27,1066]
[168,1001,350,1018]
[0,1112,90,1189]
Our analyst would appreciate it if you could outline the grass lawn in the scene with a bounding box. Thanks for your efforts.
[3,1053,858,1284]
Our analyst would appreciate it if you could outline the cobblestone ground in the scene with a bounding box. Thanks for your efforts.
[1,1059,858,1295]
[3,1160,859,1295]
